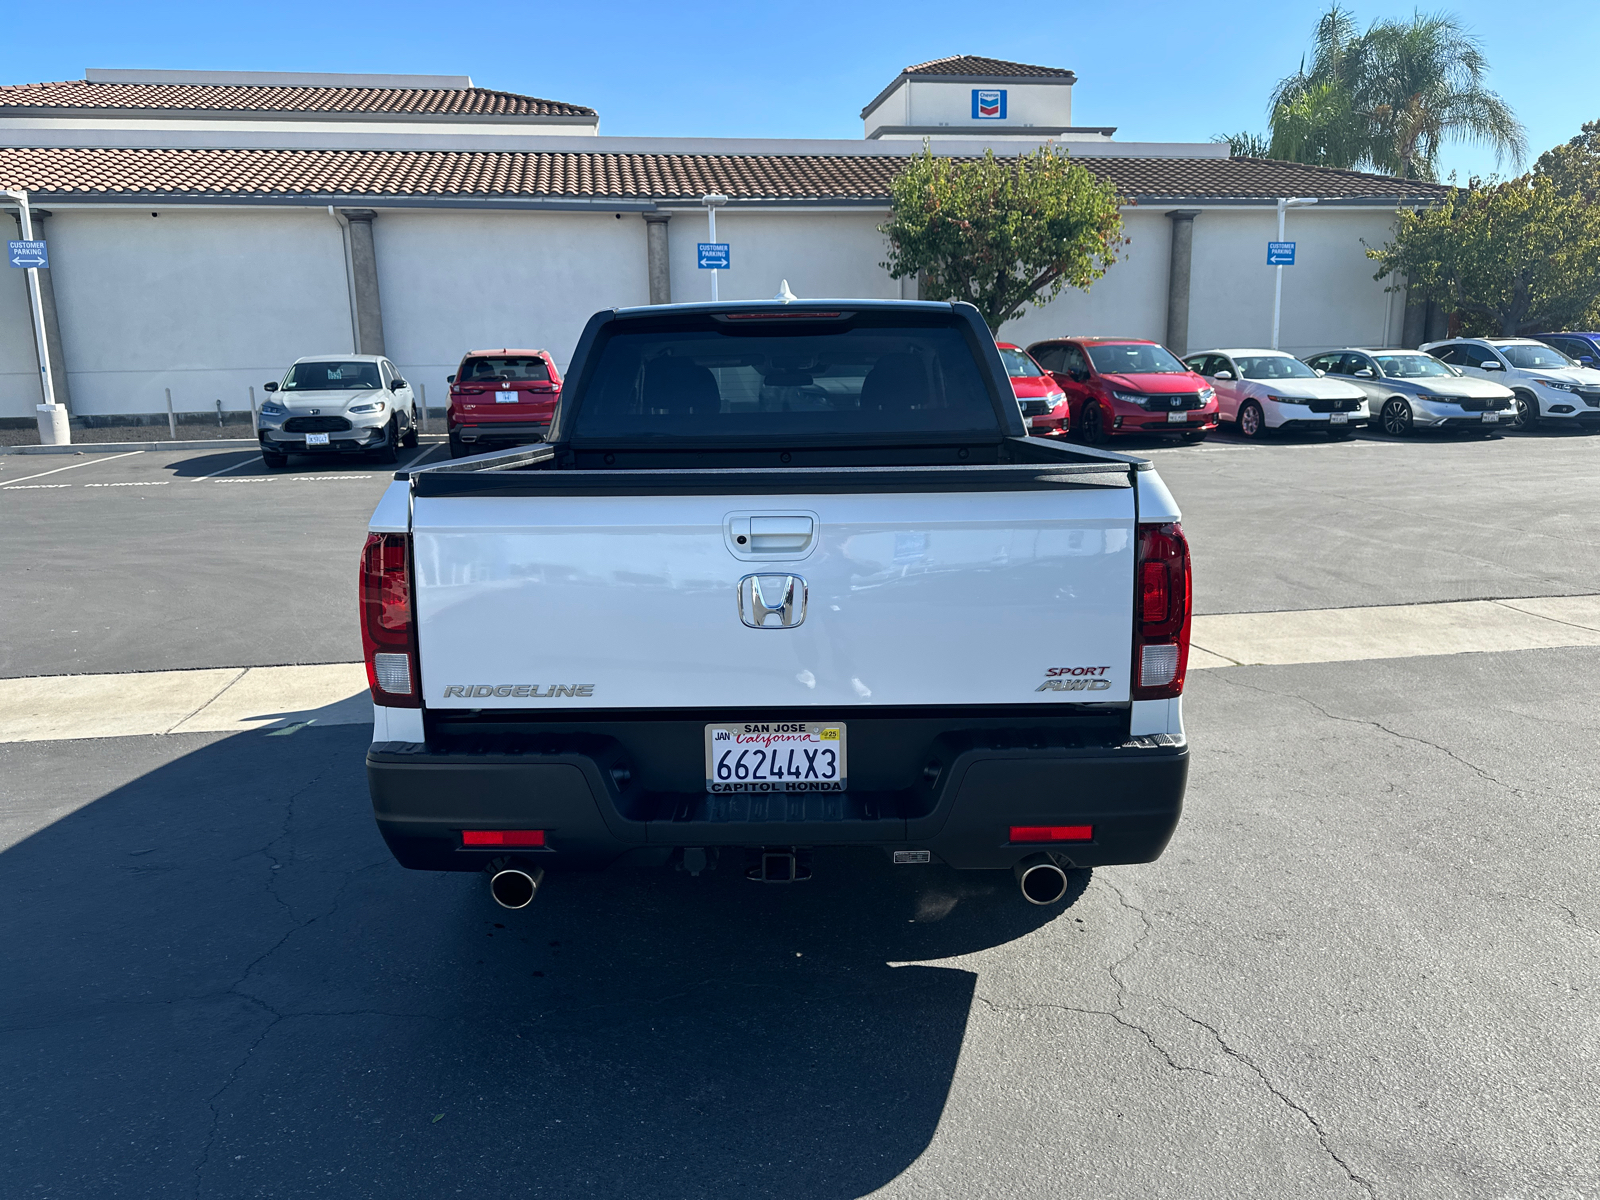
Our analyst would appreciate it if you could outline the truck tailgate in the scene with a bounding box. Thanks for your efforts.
[412,486,1135,710]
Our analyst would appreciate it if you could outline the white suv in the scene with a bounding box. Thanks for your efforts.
[1421,338,1600,432]
[258,354,421,468]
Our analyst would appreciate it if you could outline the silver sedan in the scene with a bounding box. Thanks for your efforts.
[1302,349,1515,435]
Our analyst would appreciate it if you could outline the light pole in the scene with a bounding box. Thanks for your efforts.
[702,192,727,301]
[1272,196,1317,351]
[3,188,65,444]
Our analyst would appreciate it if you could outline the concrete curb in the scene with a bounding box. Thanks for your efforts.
[0,439,260,455]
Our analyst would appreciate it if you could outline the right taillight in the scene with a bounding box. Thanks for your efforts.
[359,532,420,708]
[1132,522,1191,700]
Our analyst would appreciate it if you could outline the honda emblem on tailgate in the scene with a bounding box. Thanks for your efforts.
[738,574,807,629]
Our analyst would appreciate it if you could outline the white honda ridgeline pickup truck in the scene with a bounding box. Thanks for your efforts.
[359,299,1192,908]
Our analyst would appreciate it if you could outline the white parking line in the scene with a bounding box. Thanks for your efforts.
[193,454,261,481]
[0,450,141,487]
[400,444,442,471]
[84,481,171,487]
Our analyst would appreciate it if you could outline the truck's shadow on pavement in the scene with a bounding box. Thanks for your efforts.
[1,726,1080,1198]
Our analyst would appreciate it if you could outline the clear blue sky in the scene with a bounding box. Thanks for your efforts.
[4,0,1595,179]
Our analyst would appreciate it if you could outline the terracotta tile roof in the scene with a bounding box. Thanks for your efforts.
[0,79,595,118]
[0,146,1451,204]
[902,55,1075,79]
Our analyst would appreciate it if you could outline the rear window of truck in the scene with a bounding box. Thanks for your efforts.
[570,313,999,440]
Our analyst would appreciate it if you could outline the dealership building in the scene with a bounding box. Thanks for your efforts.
[0,57,1449,424]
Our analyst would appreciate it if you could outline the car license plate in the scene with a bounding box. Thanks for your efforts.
[1482,412,1498,423]
[305,432,330,446]
[705,722,846,793]
[1329,413,1349,425]
[1167,410,1188,423]
[496,390,518,404]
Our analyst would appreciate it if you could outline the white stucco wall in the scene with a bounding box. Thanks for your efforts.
[0,206,353,418]
[0,199,1411,421]
[663,209,902,308]
[908,80,1073,130]
[0,246,42,412]
[999,205,1406,355]
[997,208,1170,347]
[1187,207,1405,357]
[372,208,649,400]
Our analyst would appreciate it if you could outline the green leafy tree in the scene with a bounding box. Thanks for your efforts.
[880,147,1125,333]
[1269,4,1525,180]
[1369,174,1600,334]
[1535,118,1600,202]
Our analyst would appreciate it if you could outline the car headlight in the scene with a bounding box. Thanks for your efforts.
[1044,392,1065,403]
[348,400,387,414]
[1263,394,1303,405]
[259,400,286,416]
[1537,378,1576,392]
[1198,386,1215,402]
[1111,390,1144,405]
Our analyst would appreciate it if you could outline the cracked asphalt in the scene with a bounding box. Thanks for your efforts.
[2,430,1598,1197]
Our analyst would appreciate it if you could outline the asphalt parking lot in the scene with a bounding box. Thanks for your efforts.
[2,423,1597,1198]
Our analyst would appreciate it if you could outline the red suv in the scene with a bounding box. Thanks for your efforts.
[447,349,562,457]
[997,342,1069,436]
[1026,337,1218,443]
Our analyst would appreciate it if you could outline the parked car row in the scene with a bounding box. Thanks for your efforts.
[255,329,1600,469]
[254,348,563,467]
[995,331,1600,446]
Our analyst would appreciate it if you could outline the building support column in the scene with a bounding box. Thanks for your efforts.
[1164,209,1200,356]
[8,207,73,414]
[643,212,672,304]
[1400,280,1430,349]
[340,209,386,355]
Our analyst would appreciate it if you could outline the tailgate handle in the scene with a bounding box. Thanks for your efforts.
[729,514,815,555]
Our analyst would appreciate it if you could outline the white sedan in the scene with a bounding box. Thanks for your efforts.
[1184,349,1368,439]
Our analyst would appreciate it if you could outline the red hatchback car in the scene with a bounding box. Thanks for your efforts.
[447,348,562,457]
[1026,337,1218,443]
[997,342,1069,436]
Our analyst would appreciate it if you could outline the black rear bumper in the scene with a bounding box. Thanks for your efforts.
[367,717,1187,873]
[456,422,550,442]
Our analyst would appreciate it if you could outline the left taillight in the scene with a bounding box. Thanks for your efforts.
[1132,522,1192,701]
[360,532,419,707]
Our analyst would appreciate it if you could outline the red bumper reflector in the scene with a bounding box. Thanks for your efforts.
[462,830,546,847]
[1010,825,1093,843]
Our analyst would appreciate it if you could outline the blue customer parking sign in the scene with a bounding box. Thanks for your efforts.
[8,240,48,268]
[1267,241,1296,266]
[698,243,730,269]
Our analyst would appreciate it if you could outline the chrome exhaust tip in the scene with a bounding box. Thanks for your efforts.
[489,865,544,910]
[1015,854,1069,906]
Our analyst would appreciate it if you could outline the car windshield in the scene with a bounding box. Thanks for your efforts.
[1086,343,1187,374]
[282,361,381,391]
[570,313,999,441]
[998,348,1045,378]
[1500,343,1574,369]
[1375,354,1456,379]
[459,356,551,382]
[1235,355,1317,380]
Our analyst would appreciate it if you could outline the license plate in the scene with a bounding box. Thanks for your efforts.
[304,432,330,446]
[1329,412,1349,425]
[1025,416,1036,427]
[705,723,846,793]
[1167,410,1189,423]
[496,390,518,404]
[1482,412,1498,423]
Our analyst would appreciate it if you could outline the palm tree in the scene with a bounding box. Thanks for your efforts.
[1269,5,1526,180]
